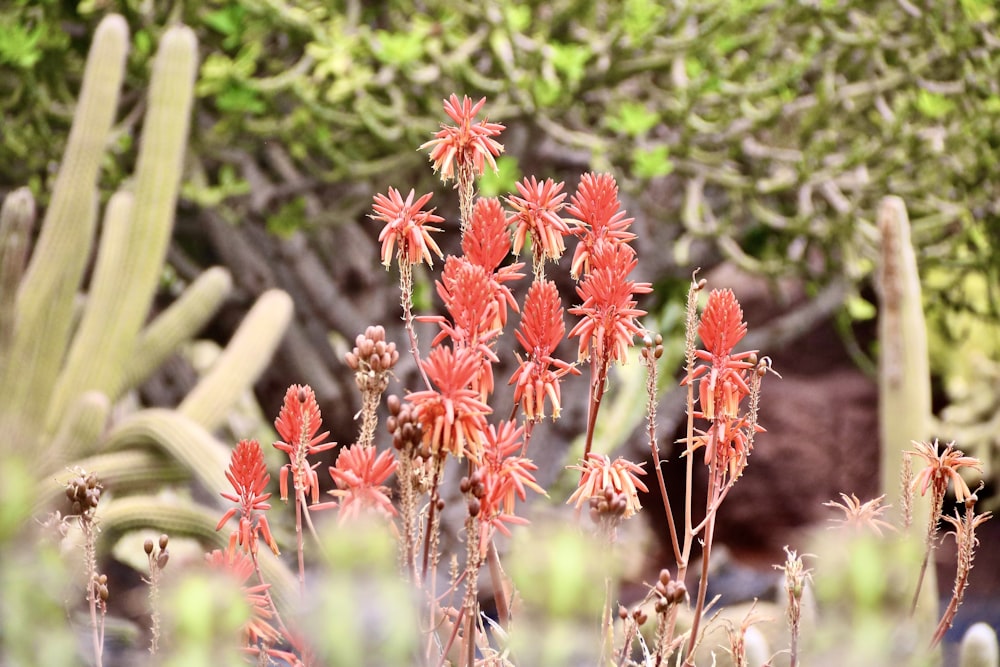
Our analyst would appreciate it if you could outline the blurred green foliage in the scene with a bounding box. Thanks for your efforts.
[2,0,998,331]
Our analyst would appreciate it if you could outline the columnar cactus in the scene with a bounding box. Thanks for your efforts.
[0,15,295,574]
[876,196,932,508]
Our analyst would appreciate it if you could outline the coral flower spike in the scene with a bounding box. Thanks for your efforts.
[371,187,445,269]
[420,94,505,182]
[216,439,280,556]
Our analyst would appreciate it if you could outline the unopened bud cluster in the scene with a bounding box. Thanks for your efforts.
[345,325,399,392]
[618,604,648,626]
[653,568,686,613]
[144,533,171,571]
[387,395,425,455]
[92,573,109,603]
[459,469,487,518]
[65,470,102,516]
[641,332,664,362]
[589,485,629,524]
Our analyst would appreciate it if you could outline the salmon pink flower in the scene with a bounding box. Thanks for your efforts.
[684,289,756,423]
[206,546,282,645]
[468,421,545,553]
[216,439,280,556]
[273,384,336,504]
[462,197,525,328]
[567,452,649,519]
[507,176,571,270]
[909,440,982,503]
[371,187,445,269]
[419,94,505,182]
[510,279,579,421]
[568,243,651,366]
[328,444,398,523]
[421,256,502,399]
[566,172,636,279]
[407,345,492,460]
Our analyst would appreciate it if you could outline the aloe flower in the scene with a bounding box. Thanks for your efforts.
[273,384,336,504]
[420,94,505,182]
[328,444,398,523]
[566,172,636,279]
[371,187,444,269]
[510,279,578,421]
[567,452,649,519]
[507,176,571,270]
[216,439,280,556]
[462,197,525,328]
[407,345,492,460]
[909,440,982,503]
[471,421,544,553]
[206,546,282,646]
[568,243,651,366]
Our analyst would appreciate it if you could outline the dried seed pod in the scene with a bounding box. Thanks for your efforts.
[144,539,154,555]
[158,534,169,551]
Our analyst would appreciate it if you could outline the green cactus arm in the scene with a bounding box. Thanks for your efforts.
[0,15,128,433]
[960,622,1000,667]
[177,289,293,431]
[877,196,931,506]
[121,266,234,390]
[46,192,133,429]
[39,449,188,510]
[46,25,198,432]
[102,408,232,498]
[0,187,36,358]
[97,495,297,613]
[45,391,110,470]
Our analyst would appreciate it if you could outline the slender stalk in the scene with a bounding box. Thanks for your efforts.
[643,339,681,563]
[400,262,431,390]
[582,356,609,459]
[685,467,720,664]
[421,457,444,581]
[486,539,509,628]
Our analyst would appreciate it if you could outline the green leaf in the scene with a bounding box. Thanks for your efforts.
[215,82,265,114]
[532,77,562,108]
[550,42,590,85]
[631,146,674,179]
[478,155,521,197]
[202,4,246,50]
[607,101,660,137]
[915,89,955,120]
[622,0,665,44]
[266,197,306,238]
[960,0,997,23]
[846,294,876,321]
[0,22,44,69]
[374,29,425,67]
[504,5,531,33]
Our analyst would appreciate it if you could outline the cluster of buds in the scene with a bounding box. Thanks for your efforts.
[92,573,109,605]
[618,604,649,626]
[345,325,399,393]
[588,486,629,535]
[144,533,170,572]
[387,395,425,455]
[641,332,664,363]
[459,469,487,518]
[65,470,102,516]
[653,568,687,613]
